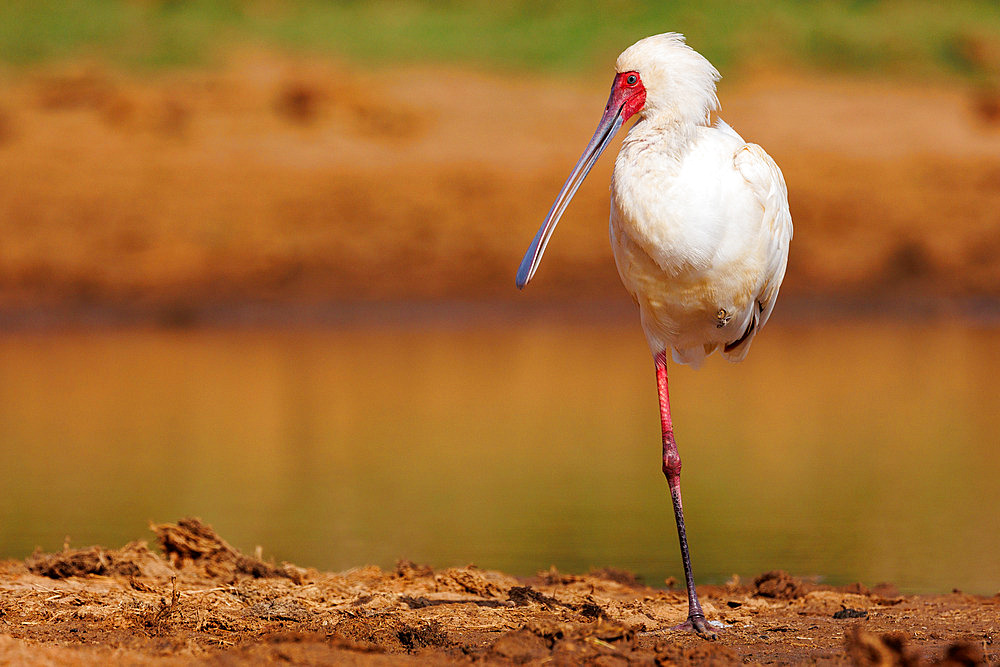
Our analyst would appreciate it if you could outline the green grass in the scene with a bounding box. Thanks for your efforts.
[1,0,999,81]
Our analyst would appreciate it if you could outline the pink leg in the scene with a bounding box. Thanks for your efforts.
[656,351,716,639]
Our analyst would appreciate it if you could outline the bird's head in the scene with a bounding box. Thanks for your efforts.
[515,33,719,289]
[614,33,720,127]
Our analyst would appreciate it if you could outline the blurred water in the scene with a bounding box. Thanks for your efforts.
[1,316,998,594]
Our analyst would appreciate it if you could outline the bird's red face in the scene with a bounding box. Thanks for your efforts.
[608,70,647,123]
[515,69,646,288]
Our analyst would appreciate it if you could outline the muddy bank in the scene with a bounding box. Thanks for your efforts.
[1,518,995,664]
[2,57,1000,324]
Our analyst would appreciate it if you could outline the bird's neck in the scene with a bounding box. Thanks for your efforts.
[622,114,701,160]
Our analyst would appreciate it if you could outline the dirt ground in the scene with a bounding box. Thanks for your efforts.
[0,518,994,665]
[2,55,1000,325]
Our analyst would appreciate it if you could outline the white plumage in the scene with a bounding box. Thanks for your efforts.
[609,34,792,367]
[516,33,792,637]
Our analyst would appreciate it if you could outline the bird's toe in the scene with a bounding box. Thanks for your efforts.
[671,614,723,640]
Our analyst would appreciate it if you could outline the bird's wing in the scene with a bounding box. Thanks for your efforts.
[733,141,793,332]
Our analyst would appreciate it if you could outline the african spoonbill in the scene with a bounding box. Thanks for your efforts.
[516,33,792,638]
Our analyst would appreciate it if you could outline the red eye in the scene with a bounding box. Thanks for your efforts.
[626,73,639,86]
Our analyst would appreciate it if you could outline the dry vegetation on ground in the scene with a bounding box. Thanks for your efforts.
[0,518,996,665]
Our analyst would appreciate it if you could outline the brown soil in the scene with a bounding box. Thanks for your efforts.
[1,518,996,665]
[2,56,1000,324]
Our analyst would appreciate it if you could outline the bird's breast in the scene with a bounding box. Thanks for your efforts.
[608,128,769,352]
[611,137,752,277]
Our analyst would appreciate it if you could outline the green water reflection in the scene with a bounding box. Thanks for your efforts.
[1,318,998,594]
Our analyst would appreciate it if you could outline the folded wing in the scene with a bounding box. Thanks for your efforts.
[720,140,793,362]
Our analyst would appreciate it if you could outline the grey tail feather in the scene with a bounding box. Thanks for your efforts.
[723,302,762,354]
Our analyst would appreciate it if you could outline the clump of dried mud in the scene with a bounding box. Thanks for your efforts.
[0,518,996,665]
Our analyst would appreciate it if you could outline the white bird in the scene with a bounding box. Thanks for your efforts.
[516,33,792,638]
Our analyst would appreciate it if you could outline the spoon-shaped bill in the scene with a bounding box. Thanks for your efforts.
[515,106,625,289]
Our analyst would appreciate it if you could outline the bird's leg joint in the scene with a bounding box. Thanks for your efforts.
[661,432,682,480]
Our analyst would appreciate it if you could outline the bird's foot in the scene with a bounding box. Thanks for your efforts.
[672,614,723,640]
